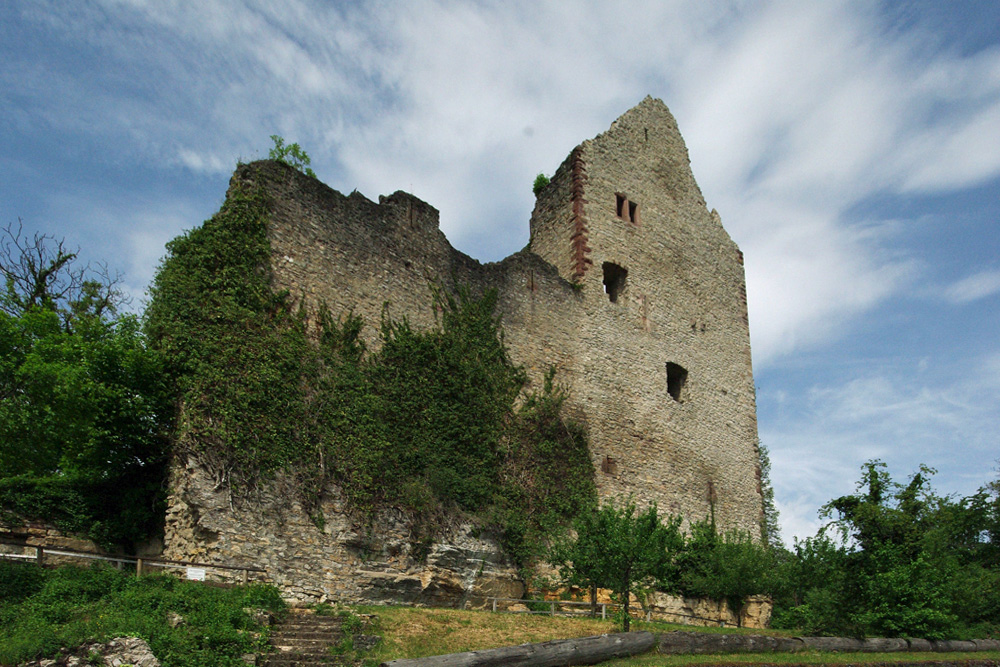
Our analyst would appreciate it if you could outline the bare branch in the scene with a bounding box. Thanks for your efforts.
[1,219,128,324]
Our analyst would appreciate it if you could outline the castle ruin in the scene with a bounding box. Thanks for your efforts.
[162,96,763,606]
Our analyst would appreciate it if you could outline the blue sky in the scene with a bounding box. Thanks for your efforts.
[3,0,998,544]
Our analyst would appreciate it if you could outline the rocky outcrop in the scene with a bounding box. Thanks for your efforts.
[163,457,524,606]
[18,637,160,667]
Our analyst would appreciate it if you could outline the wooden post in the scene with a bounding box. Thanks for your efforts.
[550,601,556,616]
[242,568,249,585]
[491,598,497,613]
[36,546,44,567]
[602,604,606,620]
[136,558,143,576]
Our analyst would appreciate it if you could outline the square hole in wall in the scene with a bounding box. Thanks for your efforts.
[666,362,687,402]
[602,262,627,303]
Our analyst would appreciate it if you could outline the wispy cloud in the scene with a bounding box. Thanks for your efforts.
[9,2,1000,368]
[943,268,1000,303]
[763,349,1000,544]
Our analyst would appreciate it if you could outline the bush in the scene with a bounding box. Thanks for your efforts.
[0,564,285,666]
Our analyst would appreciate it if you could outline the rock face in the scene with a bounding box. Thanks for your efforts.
[162,97,763,607]
[165,458,524,605]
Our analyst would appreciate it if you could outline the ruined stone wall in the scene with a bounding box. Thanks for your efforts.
[527,97,761,533]
[162,97,763,605]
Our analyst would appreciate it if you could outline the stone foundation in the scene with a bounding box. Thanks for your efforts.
[162,456,524,605]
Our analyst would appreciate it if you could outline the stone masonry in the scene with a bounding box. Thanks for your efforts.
[162,97,764,606]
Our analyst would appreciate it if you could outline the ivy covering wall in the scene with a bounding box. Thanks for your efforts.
[144,174,596,566]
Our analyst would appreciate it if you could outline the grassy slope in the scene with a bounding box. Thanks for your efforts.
[359,606,1000,666]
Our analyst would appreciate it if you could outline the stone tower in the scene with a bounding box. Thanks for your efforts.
[160,97,763,604]
[526,96,760,532]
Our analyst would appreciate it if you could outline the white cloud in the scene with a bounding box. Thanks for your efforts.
[943,268,1000,303]
[762,349,1000,544]
[7,0,999,365]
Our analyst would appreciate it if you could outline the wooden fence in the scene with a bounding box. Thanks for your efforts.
[0,538,265,585]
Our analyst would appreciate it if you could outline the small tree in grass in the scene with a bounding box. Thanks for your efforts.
[553,497,683,631]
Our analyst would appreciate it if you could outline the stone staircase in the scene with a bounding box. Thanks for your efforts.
[262,611,377,667]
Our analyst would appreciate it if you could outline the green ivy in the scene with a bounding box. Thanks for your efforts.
[145,169,596,565]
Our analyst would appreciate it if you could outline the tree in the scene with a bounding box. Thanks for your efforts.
[676,518,775,625]
[268,135,316,178]
[0,223,169,547]
[553,498,683,631]
[1,220,125,329]
[758,443,783,550]
[770,460,1000,638]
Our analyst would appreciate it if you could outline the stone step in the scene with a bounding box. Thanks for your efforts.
[272,629,344,640]
[261,613,352,667]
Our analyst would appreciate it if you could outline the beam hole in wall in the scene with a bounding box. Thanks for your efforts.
[601,455,617,475]
[666,362,687,402]
[602,262,627,303]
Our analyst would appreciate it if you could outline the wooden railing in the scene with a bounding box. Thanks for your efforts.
[485,596,736,626]
[0,538,265,585]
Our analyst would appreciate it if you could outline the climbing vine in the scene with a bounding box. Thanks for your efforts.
[145,171,595,564]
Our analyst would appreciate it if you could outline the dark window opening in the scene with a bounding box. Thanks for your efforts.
[601,455,617,475]
[602,262,627,303]
[615,193,639,223]
[666,362,687,402]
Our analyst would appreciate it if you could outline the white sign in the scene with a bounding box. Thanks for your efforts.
[186,567,206,581]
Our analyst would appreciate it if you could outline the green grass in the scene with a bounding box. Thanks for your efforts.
[603,650,1000,666]
[4,565,996,667]
[0,561,285,667]
[353,605,999,666]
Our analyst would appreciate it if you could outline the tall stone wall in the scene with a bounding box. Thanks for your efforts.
[162,97,763,604]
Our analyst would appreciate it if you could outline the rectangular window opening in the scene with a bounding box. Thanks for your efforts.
[666,362,687,402]
[602,262,628,303]
[628,200,638,223]
[616,193,626,218]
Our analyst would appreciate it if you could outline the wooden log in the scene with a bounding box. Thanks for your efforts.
[861,638,908,652]
[658,631,805,654]
[381,631,655,667]
[973,639,1000,651]
[931,640,977,652]
[799,637,866,652]
[907,638,934,652]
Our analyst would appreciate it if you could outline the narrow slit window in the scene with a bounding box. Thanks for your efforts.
[616,193,626,218]
[602,262,627,303]
[666,362,687,402]
[628,200,639,224]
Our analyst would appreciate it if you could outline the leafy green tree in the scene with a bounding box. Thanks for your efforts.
[676,518,774,625]
[0,223,169,547]
[553,498,683,631]
[268,135,316,178]
[758,443,782,550]
[772,460,999,638]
